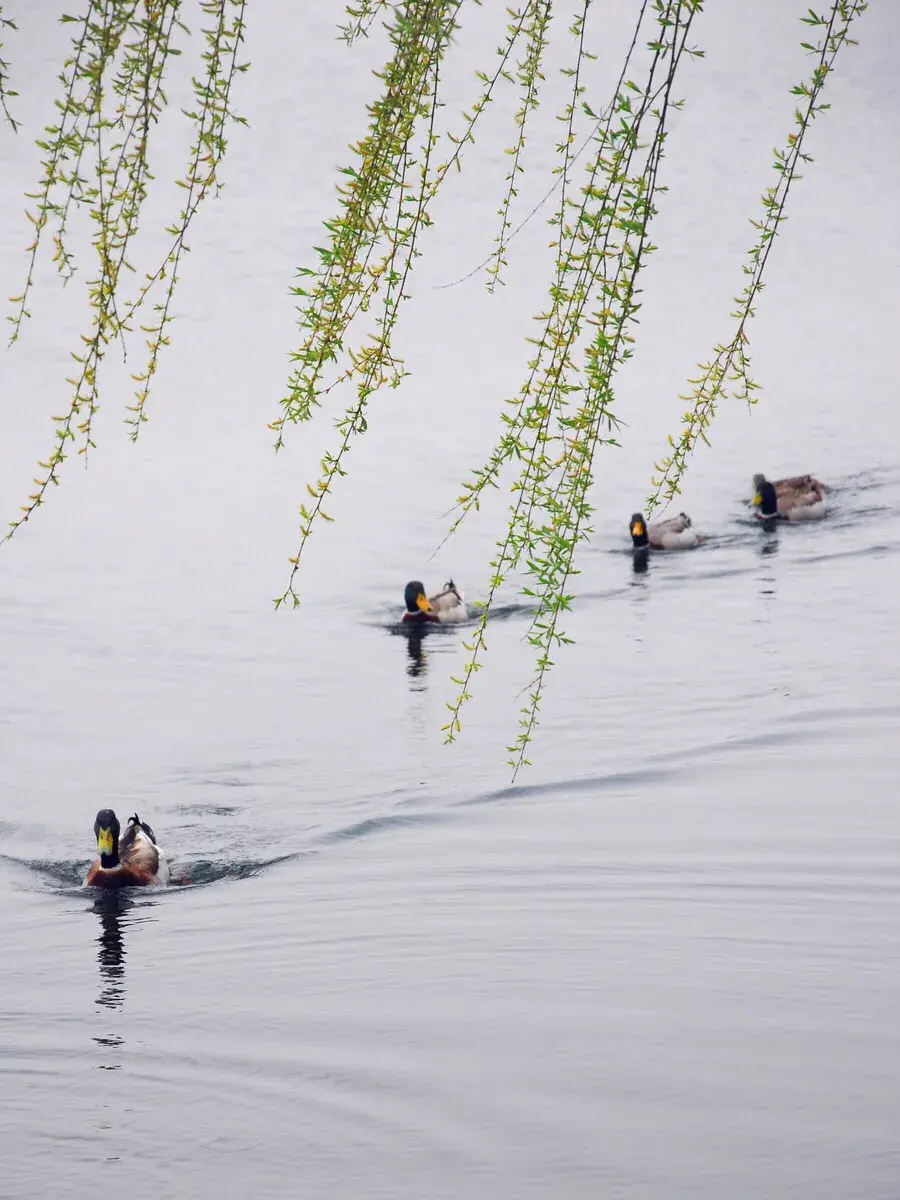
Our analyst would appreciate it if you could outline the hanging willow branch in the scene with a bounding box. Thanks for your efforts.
[0,7,18,131]
[3,0,247,544]
[1,1,869,766]
[486,0,552,290]
[647,0,868,510]
[443,0,702,770]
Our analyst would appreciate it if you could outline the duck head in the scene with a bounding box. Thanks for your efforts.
[752,473,766,506]
[403,580,431,614]
[94,809,121,867]
[630,513,650,548]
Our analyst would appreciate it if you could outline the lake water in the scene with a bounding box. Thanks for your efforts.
[1,3,898,1197]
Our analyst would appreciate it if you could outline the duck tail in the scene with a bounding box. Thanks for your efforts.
[129,813,157,843]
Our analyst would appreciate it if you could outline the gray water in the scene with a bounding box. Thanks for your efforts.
[1,3,898,1197]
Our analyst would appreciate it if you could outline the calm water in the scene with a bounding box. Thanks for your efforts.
[1,3,899,1198]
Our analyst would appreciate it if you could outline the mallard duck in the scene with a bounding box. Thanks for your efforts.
[402,579,468,624]
[752,474,826,521]
[84,810,169,889]
[630,512,701,550]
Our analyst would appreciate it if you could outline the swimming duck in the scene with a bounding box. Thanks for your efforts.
[402,579,468,624]
[630,512,701,550]
[752,474,826,521]
[84,810,170,889]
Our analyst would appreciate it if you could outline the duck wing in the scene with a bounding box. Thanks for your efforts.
[428,585,463,614]
[119,815,167,883]
[775,474,823,495]
[428,584,468,623]
[774,475,824,509]
[650,513,691,536]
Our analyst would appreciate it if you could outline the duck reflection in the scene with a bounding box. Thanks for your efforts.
[631,547,650,578]
[758,528,780,595]
[399,626,429,686]
[93,891,131,1011]
[405,628,429,686]
[754,524,779,597]
[91,892,133,1071]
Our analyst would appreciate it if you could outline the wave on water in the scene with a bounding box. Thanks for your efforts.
[464,703,900,809]
[172,802,245,816]
[165,853,305,889]
[6,705,898,895]
[831,465,900,494]
[316,809,448,846]
[798,541,900,565]
[0,850,306,894]
[383,600,533,635]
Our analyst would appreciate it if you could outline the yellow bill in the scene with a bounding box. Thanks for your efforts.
[416,593,431,613]
[97,827,114,856]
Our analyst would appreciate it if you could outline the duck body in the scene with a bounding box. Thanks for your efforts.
[630,512,701,551]
[401,579,468,625]
[753,474,826,522]
[84,811,169,889]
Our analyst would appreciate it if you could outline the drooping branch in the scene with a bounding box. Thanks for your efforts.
[8,1,130,339]
[442,0,702,771]
[274,0,466,605]
[3,0,247,544]
[648,0,868,511]
[0,7,18,130]
[124,0,248,439]
[485,0,553,290]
